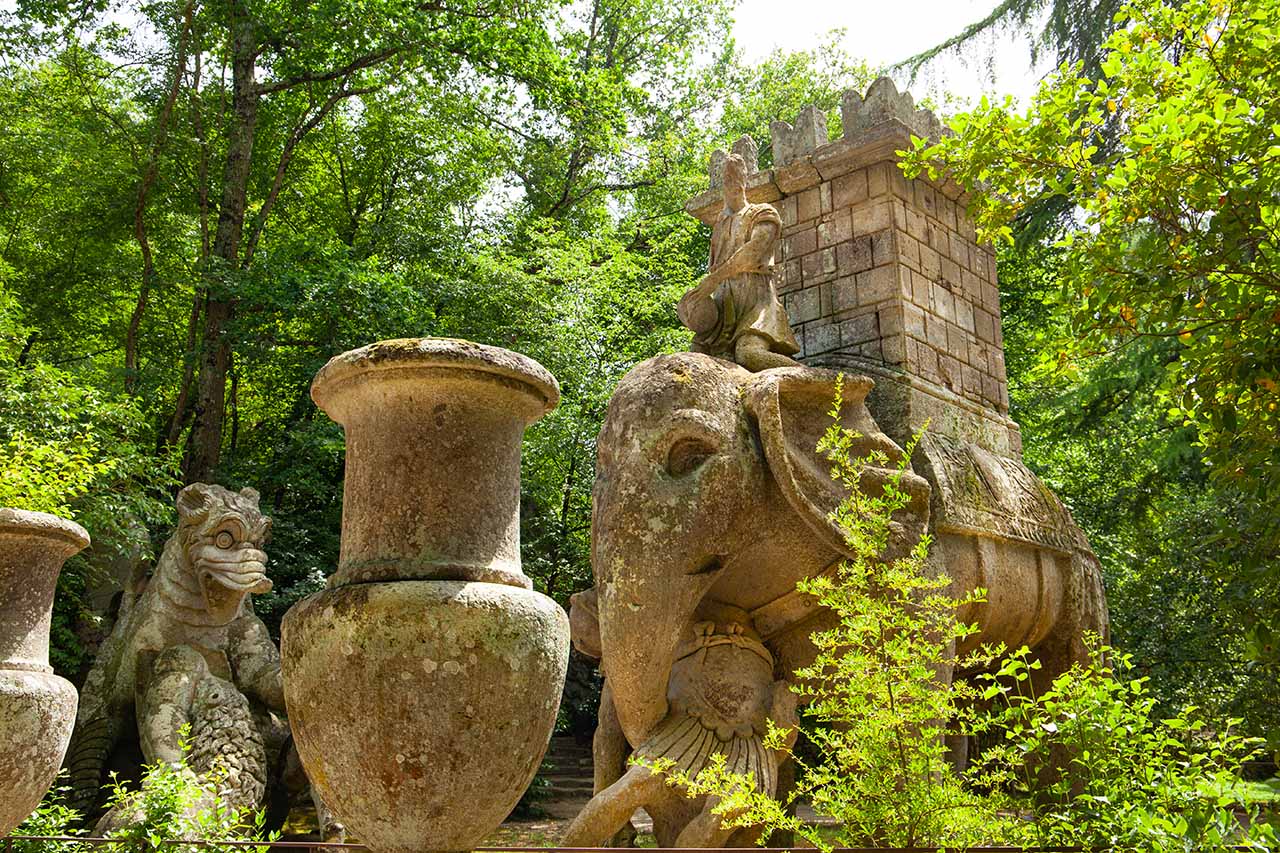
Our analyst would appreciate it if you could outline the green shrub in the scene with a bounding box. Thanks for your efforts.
[8,778,85,853]
[9,736,274,853]
[99,758,272,853]
[0,427,115,518]
[972,642,1278,853]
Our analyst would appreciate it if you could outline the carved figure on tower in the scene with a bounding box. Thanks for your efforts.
[678,153,801,371]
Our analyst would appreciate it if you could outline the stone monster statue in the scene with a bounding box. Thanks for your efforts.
[65,484,341,838]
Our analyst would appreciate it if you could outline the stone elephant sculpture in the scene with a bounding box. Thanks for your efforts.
[567,351,1107,847]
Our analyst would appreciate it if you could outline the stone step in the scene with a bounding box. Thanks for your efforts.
[537,736,596,801]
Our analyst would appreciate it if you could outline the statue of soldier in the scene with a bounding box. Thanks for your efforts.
[677,152,801,371]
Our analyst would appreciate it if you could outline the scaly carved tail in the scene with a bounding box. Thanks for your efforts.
[64,712,121,822]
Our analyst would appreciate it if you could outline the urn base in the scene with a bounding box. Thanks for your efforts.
[282,580,570,853]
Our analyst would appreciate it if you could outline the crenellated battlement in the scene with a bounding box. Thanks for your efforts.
[841,77,945,143]
[693,76,956,214]
[770,104,830,167]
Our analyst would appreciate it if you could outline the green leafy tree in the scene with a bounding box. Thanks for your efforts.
[903,0,1280,507]
[0,284,176,674]
[902,0,1280,706]
[997,243,1280,741]
[898,0,1127,82]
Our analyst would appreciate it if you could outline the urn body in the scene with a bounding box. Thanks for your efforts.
[283,338,569,853]
[0,509,89,836]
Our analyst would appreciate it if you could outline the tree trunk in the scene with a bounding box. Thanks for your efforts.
[183,0,258,484]
[125,0,194,395]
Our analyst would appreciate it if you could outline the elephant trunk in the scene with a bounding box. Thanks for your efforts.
[596,569,719,747]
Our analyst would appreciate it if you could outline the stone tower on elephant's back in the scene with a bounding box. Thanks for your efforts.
[685,78,1020,460]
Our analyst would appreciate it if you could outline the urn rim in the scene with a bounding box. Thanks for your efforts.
[0,508,91,552]
[311,337,559,420]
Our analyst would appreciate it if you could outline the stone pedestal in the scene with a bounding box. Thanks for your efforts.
[282,338,570,853]
[0,509,89,836]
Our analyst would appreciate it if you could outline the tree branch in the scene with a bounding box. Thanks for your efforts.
[257,46,404,95]
[242,83,380,265]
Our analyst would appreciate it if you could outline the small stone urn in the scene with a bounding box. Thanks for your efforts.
[282,339,570,853]
[0,509,89,836]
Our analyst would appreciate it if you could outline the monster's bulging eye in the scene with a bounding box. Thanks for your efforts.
[215,531,235,549]
[666,437,715,477]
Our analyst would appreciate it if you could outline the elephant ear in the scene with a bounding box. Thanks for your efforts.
[743,367,929,558]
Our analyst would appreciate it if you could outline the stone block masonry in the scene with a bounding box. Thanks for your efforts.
[685,77,1022,457]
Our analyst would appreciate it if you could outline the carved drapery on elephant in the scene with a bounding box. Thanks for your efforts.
[65,484,340,839]
[565,352,1108,848]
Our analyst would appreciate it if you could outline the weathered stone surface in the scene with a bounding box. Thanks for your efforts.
[0,671,77,835]
[770,105,830,166]
[288,337,569,853]
[841,77,945,143]
[310,338,558,589]
[0,509,87,837]
[94,644,272,835]
[284,581,569,853]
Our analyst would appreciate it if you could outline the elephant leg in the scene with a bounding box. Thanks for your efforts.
[594,680,630,793]
[672,795,739,848]
[312,782,346,843]
[735,332,799,371]
[593,680,637,846]
[931,650,973,774]
[764,757,796,847]
[1024,549,1109,799]
[563,765,663,848]
[944,733,970,773]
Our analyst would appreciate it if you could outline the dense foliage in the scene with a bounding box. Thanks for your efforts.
[13,746,273,853]
[974,644,1276,852]
[903,0,1280,746]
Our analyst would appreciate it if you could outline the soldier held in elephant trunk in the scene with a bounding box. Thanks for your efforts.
[678,153,801,372]
[562,618,798,849]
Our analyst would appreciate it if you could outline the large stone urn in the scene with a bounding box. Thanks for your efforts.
[0,509,89,836]
[282,339,570,853]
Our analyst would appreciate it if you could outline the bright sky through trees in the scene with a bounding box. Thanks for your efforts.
[733,0,1052,105]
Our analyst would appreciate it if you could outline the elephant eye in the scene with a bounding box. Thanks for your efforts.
[666,437,715,477]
